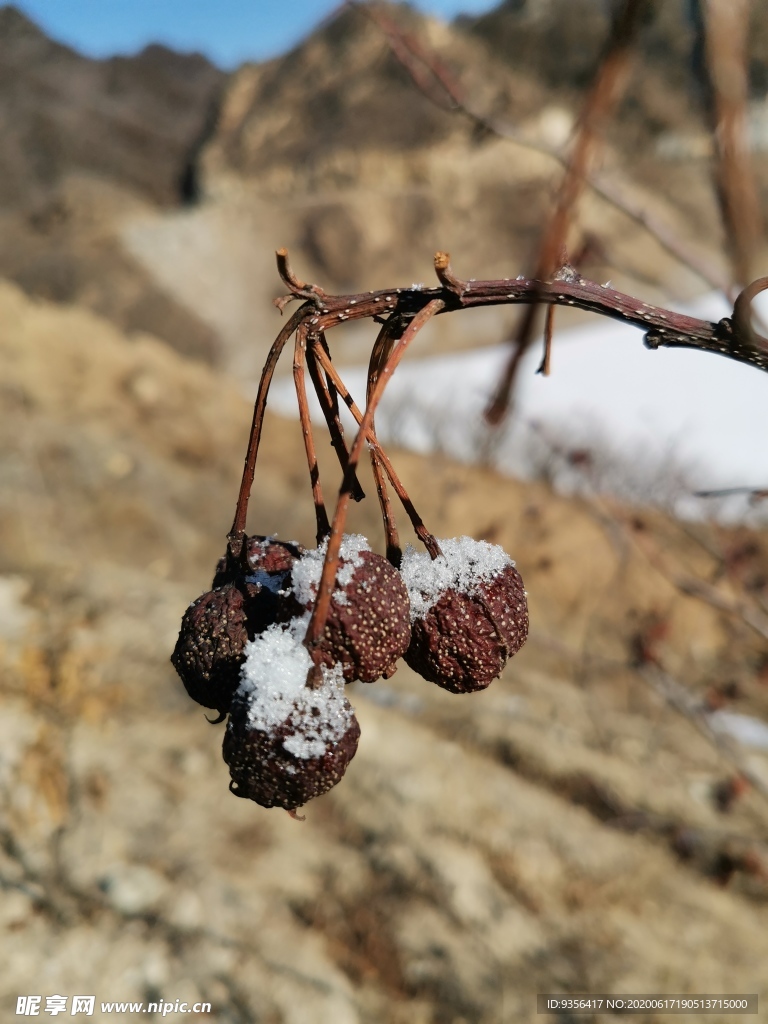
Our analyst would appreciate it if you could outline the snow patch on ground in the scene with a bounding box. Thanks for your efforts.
[267,291,768,523]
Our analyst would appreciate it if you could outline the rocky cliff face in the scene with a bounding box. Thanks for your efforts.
[0,5,225,360]
[3,1,766,377]
[0,5,224,208]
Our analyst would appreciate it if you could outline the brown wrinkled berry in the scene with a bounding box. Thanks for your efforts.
[223,619,361,810]
[213,535,304,588]
[401,537,528,693]
[171,535,303,715]
[224,704,361,811]
[290,537,411,683]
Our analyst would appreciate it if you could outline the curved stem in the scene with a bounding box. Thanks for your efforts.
[310,336,440,558]
[294,324,330,544]
[305,299,444,649]
[306,336,365,501]
[732,277,768,349]
[229,307,306,549]
[276,247,327,304]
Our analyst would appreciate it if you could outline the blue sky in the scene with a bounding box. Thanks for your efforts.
[9,1,500,69]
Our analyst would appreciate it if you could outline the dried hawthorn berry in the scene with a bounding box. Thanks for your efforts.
[290,536,411,683]
[224,705,361,811]
[171,584,250,716]
[401,537,528,693]
[223,621,361,810]
[171,535,303,716]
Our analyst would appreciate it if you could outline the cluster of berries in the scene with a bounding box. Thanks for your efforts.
[171,534,528,812]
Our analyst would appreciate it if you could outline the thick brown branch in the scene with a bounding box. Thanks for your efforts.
[229,252,768,561]
[281,249,768,374]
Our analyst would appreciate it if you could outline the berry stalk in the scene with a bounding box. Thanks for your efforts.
[229,306,306,550]
[293,323,331,544]
[304,298,445,650]
[309,336,441,558]
[305,337,365,502]
[366,314,405,565]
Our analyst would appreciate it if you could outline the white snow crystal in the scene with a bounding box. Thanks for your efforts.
[400,536,513,621]
[236,614,353,759]
[708,711,768,751]
[290,533,370,606]
[247,535,275,565]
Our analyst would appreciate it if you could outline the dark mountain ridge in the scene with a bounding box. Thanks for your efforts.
[0,5,225,208]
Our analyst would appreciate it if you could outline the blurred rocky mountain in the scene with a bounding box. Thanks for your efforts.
[0,4,224,361]
[0,6,223,208]
[463,0,768,95]
[3,1,767,379]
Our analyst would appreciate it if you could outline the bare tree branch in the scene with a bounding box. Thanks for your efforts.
[699,0,764,286]
[230,250,768,645]
[350,0,729,294]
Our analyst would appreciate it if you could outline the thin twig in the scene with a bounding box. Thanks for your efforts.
[607,500,768,643]
[310,335,440,556]
[640,664,768,805]
[350,0,728,294]
[695,487,768,502]
[229,306,306,550]
[304,299,445,649]
[294,324,331,543]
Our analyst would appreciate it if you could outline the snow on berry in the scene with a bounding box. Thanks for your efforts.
[223,615,360,809]
[171,535,303,716]
[290,533,370,607]
[290,535,411,683]
[400,536,528,693]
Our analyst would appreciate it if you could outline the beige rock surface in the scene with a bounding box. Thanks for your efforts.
[1,279,768,1021]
